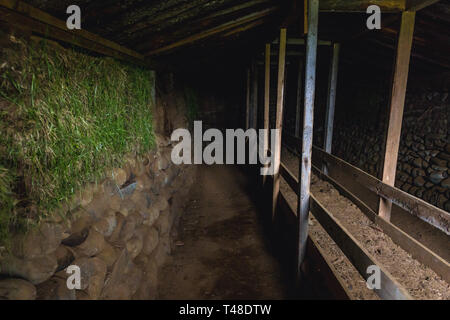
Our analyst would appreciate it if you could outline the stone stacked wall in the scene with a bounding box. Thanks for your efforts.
[0,135,196,299]
[332,88,450,212]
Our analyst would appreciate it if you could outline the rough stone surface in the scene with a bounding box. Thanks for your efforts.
[36,276,76,300]
[12,223,63,259]
[1,134,195,299]
[72,257,107,299]
[75,229,105,257]
[0,278,37,300]
[0,254,58,284]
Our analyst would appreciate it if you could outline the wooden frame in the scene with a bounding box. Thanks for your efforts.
[277,190,352,300]
[0,0,145,66]
[271,28,287,219]
[279,163,413,300]
[280,137,449,282]
[262,43,271,186]
[319,0,406,12]
[313,145,450,235]
[294,59,304,138]
[379,11,416,221]
[146,7,277,55]
[246,68,251,130]
[311,164,450,283]
[252,60,259,130]
[323,42,340,173]
[297,0,319,272]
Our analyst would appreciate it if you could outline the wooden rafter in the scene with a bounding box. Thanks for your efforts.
[0,0,145,65]
[406,0,441,11]
[145,7,278,56]
[319,0,406,12]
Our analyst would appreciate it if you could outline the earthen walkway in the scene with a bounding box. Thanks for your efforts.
[158,165,288,299]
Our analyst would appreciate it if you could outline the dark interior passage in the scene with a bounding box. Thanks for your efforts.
[159,165,289,299]
[0,0,449,301]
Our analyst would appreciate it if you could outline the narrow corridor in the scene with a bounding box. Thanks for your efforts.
[159,165,288,299]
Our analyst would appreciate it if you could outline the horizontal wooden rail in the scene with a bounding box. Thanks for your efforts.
[271,38,332,45]
[282,133,450,235]
[146,7,277,56]
[277,191,351,300]
[0,0,146,66]
[313,146,450,235]
[319,0,406,12]
[312,164,450,283]
[278,164,413,299]
[281,140,449,282]
[309,195,413,300]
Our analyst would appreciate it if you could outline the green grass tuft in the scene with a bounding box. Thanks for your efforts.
[0,37,155,247]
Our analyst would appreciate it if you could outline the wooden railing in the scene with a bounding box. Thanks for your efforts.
[279,134,450,287]
[279,163,413,300]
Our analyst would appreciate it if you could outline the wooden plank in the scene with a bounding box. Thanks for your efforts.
[310,195,413,300]
[246,68,251,130]
[262,43,271,186]
[295,59,304,138]
[311,164,450,283]
[280,162,299,195]
[319,0,406,12]
[313,146,450,235]
[379,11,415,221]
[305,236,351,300]
[297,0,319,273]
[252,60,258,130]
[0,0,144,63]
[271,28,287,219]
[146,7,277,55]
[406,0,440,11]
[272,38,332,45]
[197,0,271,21]
[221,19,266,37]
[304,0,308,34]
[280,164,418,299]
[0,7,146,66]
[312,164,377,221]
[323,43,340,174]
[277,191,351,300]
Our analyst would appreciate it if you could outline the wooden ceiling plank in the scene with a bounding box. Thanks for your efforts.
[112,0,215,40]
[221,18,268,37]
[406,0,441,11]
[146,7,278,56]
[319,0,406,12]
[0,7,146,66]
[0,0,145,62]
[196,0,271,22]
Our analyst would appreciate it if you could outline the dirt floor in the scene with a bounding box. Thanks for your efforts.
[280,147,450,300]
[158,165,289,299]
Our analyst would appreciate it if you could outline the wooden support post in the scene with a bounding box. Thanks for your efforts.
[263,43,271,187]
[304,0,308,35]
[379,11,415,221]
[271,28,287,219]
[246,68,251,130]
[252,60,259,129]
[323,43,340,174]
[295,59,304,138]
[297,0,319,275]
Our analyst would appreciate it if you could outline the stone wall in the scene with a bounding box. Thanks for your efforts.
[331,77,450,212]
[0,135,196,300]
[0,68,200,300]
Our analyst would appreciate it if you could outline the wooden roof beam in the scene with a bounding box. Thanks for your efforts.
[272,38,332,45]
[145,7,278,56]
[319,0,406,12]
[406,0,441,11]
[0,0,145,66]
